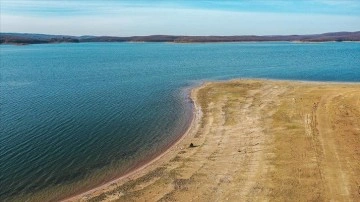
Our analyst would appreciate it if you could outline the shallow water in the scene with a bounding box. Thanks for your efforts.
[1,42,359,200]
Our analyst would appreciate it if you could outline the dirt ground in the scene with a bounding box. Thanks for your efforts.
[69,80,360,202]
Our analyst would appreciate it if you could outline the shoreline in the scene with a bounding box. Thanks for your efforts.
[65,79,360,201]
[62,84,204,201]
[3,40,360,46]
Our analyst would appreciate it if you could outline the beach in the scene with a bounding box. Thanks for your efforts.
[65,79,360,201]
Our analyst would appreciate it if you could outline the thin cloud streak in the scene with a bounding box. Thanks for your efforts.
[2,8,359,36]
[1,1,359,35]
[2,0,360,16]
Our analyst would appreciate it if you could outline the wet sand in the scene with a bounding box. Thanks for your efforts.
[66,79,360,201]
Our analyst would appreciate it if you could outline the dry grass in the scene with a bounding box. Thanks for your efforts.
[70,80,360,202]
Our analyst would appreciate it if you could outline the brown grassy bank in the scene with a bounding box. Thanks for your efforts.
[67,79,360,202]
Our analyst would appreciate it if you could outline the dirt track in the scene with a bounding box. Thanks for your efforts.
[77,80,360,202]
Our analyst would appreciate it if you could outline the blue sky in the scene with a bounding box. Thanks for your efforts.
[1,0,359,36]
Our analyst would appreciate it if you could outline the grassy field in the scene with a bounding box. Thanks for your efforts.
[72,80,360,202]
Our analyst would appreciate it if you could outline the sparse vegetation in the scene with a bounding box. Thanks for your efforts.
[83,80,360,202]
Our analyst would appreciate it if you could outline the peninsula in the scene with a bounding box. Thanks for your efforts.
[65,79,360,202]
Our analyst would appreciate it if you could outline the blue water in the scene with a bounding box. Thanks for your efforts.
[1,42,359,201]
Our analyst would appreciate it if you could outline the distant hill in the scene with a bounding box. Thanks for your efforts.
[1,31,360,45]
[0,33,80,44]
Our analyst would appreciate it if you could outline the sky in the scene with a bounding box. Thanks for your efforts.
[1,0,359,36]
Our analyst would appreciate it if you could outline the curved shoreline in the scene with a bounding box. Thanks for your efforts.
[62,84,204,202]
[64,79,360,201]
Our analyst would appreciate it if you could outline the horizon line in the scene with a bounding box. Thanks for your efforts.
[2,30,360,38]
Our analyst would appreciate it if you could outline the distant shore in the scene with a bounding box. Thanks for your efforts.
[64,79,360,201]
[1,31,360,45]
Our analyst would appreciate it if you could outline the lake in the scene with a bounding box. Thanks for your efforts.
[1,42,359,201]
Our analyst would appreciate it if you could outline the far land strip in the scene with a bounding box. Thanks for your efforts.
[1,31,360,45]
[67,79,360,202]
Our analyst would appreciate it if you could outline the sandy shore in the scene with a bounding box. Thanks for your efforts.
[65,79,360,201]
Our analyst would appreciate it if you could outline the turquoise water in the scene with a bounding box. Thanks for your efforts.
[1,42,359,200]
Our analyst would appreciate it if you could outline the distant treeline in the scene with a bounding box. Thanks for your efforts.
[1,31,360,45]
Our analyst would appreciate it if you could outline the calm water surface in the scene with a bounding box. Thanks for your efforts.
[1,42,359,200]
